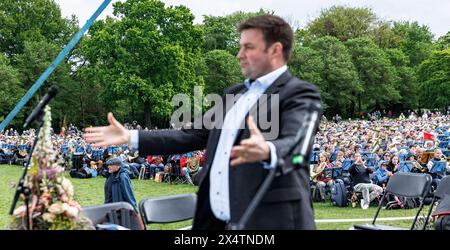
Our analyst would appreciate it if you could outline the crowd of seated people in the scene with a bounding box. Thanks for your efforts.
[2,111,448,191]
[1,123,206,185]
[0,128,34,166]
[309,111,450,209]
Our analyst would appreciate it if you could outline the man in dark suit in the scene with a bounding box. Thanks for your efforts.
[84,15,322,230]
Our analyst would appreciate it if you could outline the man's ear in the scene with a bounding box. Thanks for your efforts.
[270,42,283,57]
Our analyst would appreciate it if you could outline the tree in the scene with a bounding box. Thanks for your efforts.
[203,50,242,96]
[385,48,418,110]
[81,0,205,128]
[417,48,450,109]
[434,32,450,51]
[14,40,79,130]
[0,0,78,58]
[391,21,434,67]
[0,55,24,128]
[288,46,324,98]
[306,6,377,42]
[202,9,270,55]
[308,36,362,117]
[345,38,400,113]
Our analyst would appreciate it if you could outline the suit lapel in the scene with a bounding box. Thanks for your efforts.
[237,70,293,140]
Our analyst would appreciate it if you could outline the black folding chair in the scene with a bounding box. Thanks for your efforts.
[353,172,432,230]
[81,202,144,230]
[422,175,450,230]
[139,193,197,229]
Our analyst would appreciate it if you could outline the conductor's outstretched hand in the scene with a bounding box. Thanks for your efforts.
[83,112,130,148]
[230,116,270,167]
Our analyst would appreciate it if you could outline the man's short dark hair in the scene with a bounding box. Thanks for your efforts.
[238,15,293,61]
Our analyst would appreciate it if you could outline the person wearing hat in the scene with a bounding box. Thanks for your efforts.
[375,160,390,187]
[104,157,137,211]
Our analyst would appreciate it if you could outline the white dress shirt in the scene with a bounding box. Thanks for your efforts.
[208,65,286,222]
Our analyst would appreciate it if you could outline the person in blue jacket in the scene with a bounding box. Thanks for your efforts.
[104,157,137,211]
[375,160,391,187]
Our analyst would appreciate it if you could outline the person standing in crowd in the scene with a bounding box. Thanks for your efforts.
[85,15,323,230]
[103,157,137,211]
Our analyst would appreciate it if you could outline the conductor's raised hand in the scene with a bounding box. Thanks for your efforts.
[230,116,270,167]
[83,112,130,148]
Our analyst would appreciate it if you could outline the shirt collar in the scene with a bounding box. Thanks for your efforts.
[244,65,288,89]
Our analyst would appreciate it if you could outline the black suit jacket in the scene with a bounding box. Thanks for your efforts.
[137,70,322,229]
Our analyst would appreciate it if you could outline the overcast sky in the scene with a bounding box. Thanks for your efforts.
[54,0,449,39]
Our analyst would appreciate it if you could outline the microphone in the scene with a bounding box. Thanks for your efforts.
[291,102,322,166]
[23,86,58,128]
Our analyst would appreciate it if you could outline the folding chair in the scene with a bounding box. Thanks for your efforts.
[81,202,144,230]
[138,164,147,180]
[353,172,432,230]
[139,193,197,229]
[422,175,450,229]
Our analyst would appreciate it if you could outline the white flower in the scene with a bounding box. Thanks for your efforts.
[42,213,56,222]
[48,203,64,215]
[61,203,70,212]
[65,206,79,219]
[61,178,74,197]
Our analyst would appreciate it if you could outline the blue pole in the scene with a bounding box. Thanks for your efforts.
[0,0,112,132]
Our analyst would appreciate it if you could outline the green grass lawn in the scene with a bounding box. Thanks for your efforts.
[0,165,428,230]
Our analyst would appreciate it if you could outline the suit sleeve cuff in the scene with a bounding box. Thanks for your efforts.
[262,141,278,170]
[130,130,139,150]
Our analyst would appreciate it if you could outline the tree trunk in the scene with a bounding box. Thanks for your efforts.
[349,100,355,119]
[144,101,152,128]
[80,79,85,128]
[358,94,362,114]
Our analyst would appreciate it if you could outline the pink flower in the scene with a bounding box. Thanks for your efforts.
[68,200,81,210]
[60,194,69,203]
[13,205,26,217]
[48,203,64,215]
[65,206,79,219]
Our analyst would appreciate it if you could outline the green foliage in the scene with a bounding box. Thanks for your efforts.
[385,48,418,109]
[434,32,450,51]
[345,38,400,111]
[308,36,361,117]
[0,55,24,125]
[306,6,377,42]
[0,2,448,129]
[14,40,78,130]
[203,50,242,95]
[0,0,77,57]
[391,21,434,67]
[202,9,270,55]
[417,49,450,109]
[81,0,205,128]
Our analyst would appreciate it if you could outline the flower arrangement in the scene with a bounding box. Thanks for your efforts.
[9,106,94,230]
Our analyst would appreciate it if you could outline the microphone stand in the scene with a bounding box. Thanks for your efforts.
[227,107,320,230]
[9,110,45,230]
